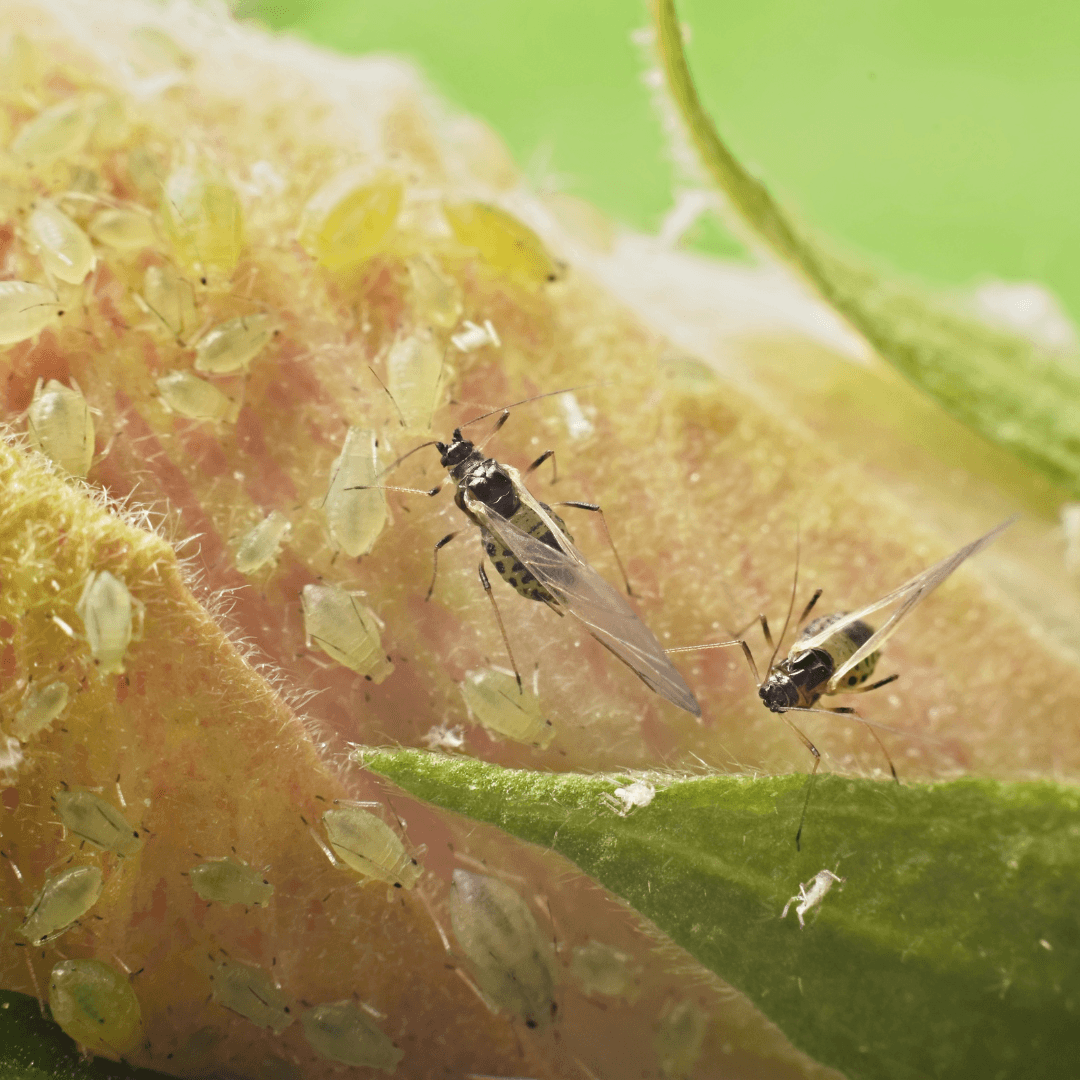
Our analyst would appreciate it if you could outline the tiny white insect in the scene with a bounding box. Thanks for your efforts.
[321,805,422,888]
[188,857,273,907]
[781,869,844,929]
[421,722,466,751]
[0,736,24,783]
[140,263,197,340]
[451,318,501,353]
[570,939,642,1000]
[11,96,101,166]
[559,392,594,439]
[600,780,655,817]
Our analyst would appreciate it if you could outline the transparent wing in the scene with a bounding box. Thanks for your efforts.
[791,518,1014,692]
[464,487,701,718]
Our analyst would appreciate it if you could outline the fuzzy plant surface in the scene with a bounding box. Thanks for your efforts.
[0,2,1077,1080]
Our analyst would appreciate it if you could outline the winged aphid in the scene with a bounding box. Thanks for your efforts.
[349,390,701,718]
[670,518,1014,845]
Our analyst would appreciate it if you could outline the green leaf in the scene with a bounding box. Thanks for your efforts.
[366,748,1080,1080]
[0,990,173,1080]
[652,0,1080,500]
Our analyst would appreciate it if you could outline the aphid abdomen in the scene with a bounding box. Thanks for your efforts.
[449,870,557,1029]
[20,865,104,944]
[799,613,880,691]
[322,807,421,888]
[482,502,570,604]
[188,857,273,907]
[55,789,143,856]
[460,667,554,747]
[482,528,548,602]
[209,958,292,1033]
[301,1000,404,1072]
[49,958,143,1055]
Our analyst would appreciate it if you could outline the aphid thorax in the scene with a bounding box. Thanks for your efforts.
[759,614,878,713]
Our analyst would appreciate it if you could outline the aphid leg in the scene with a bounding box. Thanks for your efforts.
[23,948,46,1016]
[554,501,634,596]
[759,614,774,648]
[478,560,523,693]
[475,410,511,454]
[371,438,441,481]
[666,638,761,686]
[427,531,463,601]
[778,714,821,851]
[344,481,445,498]
[525,448,557,483]
[364,364,407,428]
[829,706,899,782]
[796,588,823,629]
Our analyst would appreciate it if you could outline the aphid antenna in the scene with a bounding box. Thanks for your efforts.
[457,383,606,432]
[381,794,410,835]
[666,636,761,687]
[368,439,442,482]
[782,703,899,782]
[364,364,407,429]
[22,948,46,1017]
[307,821,343,870]
[425,341,453,432]
[766,527,802,675]
[1,849,24,885]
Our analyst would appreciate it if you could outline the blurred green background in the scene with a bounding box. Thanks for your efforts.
[246,0,1080,321]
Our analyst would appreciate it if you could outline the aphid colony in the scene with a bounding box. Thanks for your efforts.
[0,58,1022,1074]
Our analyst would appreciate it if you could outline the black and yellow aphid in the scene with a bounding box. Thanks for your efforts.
[672,518,1014,844]
[357,393,701,718]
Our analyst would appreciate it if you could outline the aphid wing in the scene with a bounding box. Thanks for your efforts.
[498,463,584,563]
[820,517,1014,690]
[464,492,701,717]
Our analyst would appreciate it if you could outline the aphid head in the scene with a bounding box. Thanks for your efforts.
[758,670,800,713]
[436,429,475,469]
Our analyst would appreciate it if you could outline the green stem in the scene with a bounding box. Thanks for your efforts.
[652,0,1080,500]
